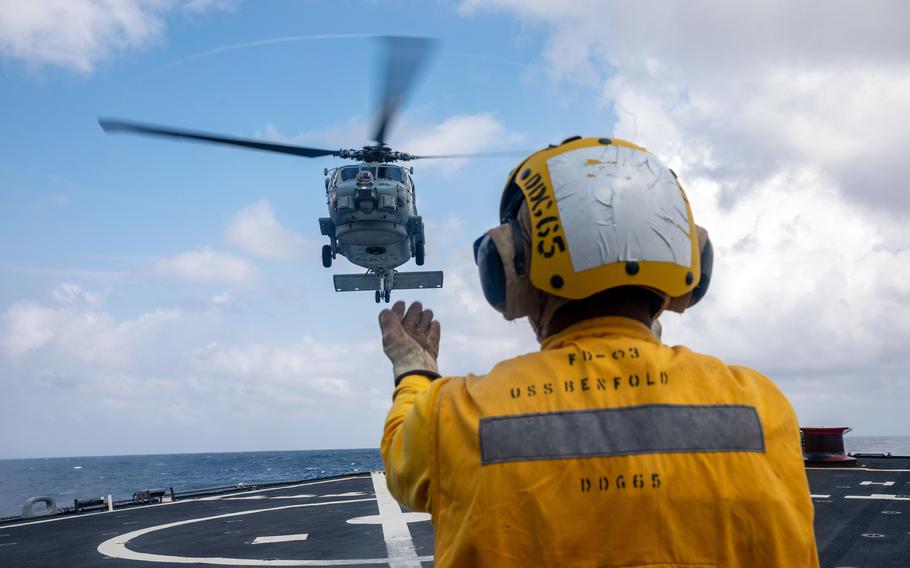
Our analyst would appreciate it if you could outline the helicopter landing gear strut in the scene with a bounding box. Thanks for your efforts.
[374,271,394,303]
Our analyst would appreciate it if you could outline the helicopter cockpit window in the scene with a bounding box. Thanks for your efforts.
[377,166,404,182]
[339,167,360,182]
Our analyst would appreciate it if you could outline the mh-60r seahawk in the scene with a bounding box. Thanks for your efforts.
[100,37,521,303]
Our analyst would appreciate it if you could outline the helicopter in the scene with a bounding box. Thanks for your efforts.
[99,37,521,303]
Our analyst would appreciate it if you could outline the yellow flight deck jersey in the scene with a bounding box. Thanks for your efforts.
[382,317,819,567]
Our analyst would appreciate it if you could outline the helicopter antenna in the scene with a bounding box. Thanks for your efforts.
[372,37,437,147]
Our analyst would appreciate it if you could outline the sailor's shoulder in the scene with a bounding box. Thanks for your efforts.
[667,349,791,399]
[662,344,739,375]
[725,364,788,397]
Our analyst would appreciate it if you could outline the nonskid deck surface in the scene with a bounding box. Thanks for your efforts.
[1,472,434,567]
[2,459,908,567]
[808,456,910,568]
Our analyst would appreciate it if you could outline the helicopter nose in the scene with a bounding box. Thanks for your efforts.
[358,195,376,213]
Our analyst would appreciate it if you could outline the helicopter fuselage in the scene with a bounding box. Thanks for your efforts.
[318,163,425,273]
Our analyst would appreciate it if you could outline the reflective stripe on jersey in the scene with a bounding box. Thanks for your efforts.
[479,403,765,464]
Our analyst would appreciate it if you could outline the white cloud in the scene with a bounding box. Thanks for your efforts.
[0,0,232,73]
[226,200,313,261]
[0,280,386,456]
[399,113,524,175]
[153,246,258,285]
[1,301,64,357]
[191,336,368,391]
[463,0,910,209]
[1,284,180,365]
[51,282,104,305]
[664,167,910,375]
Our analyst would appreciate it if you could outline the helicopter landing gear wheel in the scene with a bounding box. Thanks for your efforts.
[375,290,381,304]
[384,290,391,303]
[415,242,425,266]
[322,245,333,268]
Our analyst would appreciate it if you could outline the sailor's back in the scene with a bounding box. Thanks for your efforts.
[423,316,818,567]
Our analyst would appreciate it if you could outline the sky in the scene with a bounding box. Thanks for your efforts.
[0,0,908,459]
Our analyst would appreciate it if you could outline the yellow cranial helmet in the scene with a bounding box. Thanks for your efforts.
[486,136,701,303]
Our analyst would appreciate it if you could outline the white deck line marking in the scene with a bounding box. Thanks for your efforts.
[810,494,831,499]
[97,497,432,565]
[844,494,910,501]
[224,496,270,500]
[225,492,363,502]
[269,494,319,500]
[252,534,309,545]
[347,512,430,525]
[370,472,423,568]
[860,481,895,486]
[2,476,366,529]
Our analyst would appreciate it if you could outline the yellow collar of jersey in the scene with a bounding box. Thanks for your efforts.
[540,316,659,351]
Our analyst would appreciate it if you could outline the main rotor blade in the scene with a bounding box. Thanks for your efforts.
[99,118,341,159]
[373,37,436,146]
[410,150,531,160]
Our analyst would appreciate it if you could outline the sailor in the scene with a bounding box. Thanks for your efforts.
[378,137,819,567]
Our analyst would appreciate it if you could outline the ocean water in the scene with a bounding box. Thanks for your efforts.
[0,448,382,519]
[2,437,908,519]
[843,435,910,455]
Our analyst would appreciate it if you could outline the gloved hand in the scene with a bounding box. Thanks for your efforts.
[378,301,441,385]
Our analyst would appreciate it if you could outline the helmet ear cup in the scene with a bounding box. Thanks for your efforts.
[474,218,527,313]
[689,234,713,307]
[474,233,507,313]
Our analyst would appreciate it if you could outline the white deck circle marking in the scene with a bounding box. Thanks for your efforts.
[347,512,431,525]
[97,496,434,565]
